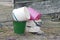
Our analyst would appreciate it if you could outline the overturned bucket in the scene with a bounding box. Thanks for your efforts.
[12,7,30,21]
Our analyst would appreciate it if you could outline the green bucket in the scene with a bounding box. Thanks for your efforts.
[13,21,26,34]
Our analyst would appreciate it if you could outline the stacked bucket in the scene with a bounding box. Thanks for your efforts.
[12,7,42,34]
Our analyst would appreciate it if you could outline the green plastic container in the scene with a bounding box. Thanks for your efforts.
[13,21,26,34]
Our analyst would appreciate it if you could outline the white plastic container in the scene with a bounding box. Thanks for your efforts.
[12,7,30,21]
[26,19,43,33]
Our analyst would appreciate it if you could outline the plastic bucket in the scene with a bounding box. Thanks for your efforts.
[13,21,26,34]
[12,7,30,21]
[28,7,42,20]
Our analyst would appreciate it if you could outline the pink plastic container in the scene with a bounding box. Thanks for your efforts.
[28,7,42,20]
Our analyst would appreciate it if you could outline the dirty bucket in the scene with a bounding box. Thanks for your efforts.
[13,21,26,34]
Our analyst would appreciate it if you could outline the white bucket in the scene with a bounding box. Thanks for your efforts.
[26,19,42,32]
[12,7,30,21]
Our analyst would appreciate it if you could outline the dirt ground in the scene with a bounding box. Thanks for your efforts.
[0,4,60,40]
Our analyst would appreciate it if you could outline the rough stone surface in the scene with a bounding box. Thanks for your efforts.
[30,0,60,14]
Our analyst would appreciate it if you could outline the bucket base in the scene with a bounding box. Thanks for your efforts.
[13,21,26,34]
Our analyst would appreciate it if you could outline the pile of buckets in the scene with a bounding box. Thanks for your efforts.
[12,7,42,34]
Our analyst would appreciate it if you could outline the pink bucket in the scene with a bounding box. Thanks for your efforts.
[28,7,42,20]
